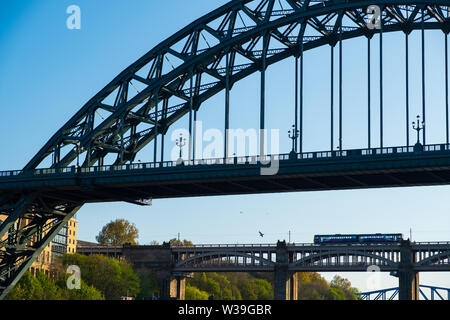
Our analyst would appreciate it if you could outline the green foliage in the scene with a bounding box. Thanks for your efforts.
[187,272,270,300]
[298,272,332,300]
[240,279,273,300]
[5,272,46,300]
[186,271,359,301]
[58,253,140,300]
[135,273,160,300]
[329,275,360,300]
[326,287,348,300]
[169,238,193,246]
[297,273,360,300]
[96,219,139,246]
[5,271,104,300]
[55,275,105,300]
[63,282,105,300]
[6,252,141,300]
[185,284,210,300]
[35,272,61,300]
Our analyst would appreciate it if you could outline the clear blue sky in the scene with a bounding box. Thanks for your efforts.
[1,0,449,293]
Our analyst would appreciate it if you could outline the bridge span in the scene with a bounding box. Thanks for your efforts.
[77,240,450,300]
[2,144,450,202]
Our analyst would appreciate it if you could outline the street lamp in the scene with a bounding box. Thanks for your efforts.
[288,124,299,159]
[73,141,81,169]
[176,133,186,159]
[412,115,424,146]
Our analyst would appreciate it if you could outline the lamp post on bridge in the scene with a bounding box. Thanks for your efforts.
[73,141,81,171]
[412,115,424,152]
[288,124,299,160]
[176,133,186,164]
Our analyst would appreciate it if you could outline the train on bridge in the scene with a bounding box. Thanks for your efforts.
[314,233,404,245]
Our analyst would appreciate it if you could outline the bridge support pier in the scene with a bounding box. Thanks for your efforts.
[159,274,186,300]
[398,240,419,300]
[288,271,298,300]
[171,274,186,300]
[122,244,187,300]
[274,241,298,300]
[398,270,419,300]
[274,267,298,300]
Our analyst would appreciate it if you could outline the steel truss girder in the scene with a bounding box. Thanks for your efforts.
[20,0,450,172]
[362,285,450,300]
[0,194,82,299]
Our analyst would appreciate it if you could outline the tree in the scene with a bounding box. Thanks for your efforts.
[96,219,139,246]
[5,271,104,300]
[135,273,159,300]
[35,272,62,300]
[329,275,360,300]
[240,279,273,300]
[298,272,332,300]
[185,284,209,300]
[326,287,347,300]
[55,275,104,300]
[58,253,140,300]
[185,270,359,301]
[65,282,104,300]
[5,271,46,300]
[169,238,193,246]
[5,271,63,300]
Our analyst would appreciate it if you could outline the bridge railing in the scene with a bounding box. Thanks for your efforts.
[171,243,279,249]
[170,242,350,248]
[413,241,450,245]
[167,242,408,249]
[1,143,450,179]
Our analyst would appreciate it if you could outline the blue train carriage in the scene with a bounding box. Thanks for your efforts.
[314,233,403,244]
[313,234,358,244]
[358,233,403,243]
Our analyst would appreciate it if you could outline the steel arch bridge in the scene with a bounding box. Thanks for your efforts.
[171,242,450,272]
[1,0,450,298]
[76,241,450,299]
[77,241,450,272]
[361,285,450,300]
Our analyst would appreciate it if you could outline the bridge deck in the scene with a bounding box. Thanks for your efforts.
[2,144,450,202]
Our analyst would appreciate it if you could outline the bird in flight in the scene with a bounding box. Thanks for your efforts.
[259,231,264,237]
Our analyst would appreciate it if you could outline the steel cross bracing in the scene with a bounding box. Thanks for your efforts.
[18,0,450,172]
[1,0,450,299]
[361,285,450,300]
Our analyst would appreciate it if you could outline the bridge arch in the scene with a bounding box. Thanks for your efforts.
[415,250,450,267]
[289,249,398,269]
[24,0,450,170]
[174,250,276,269]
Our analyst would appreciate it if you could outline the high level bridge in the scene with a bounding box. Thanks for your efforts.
[1,0,450,299]
[77,240,450,300]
